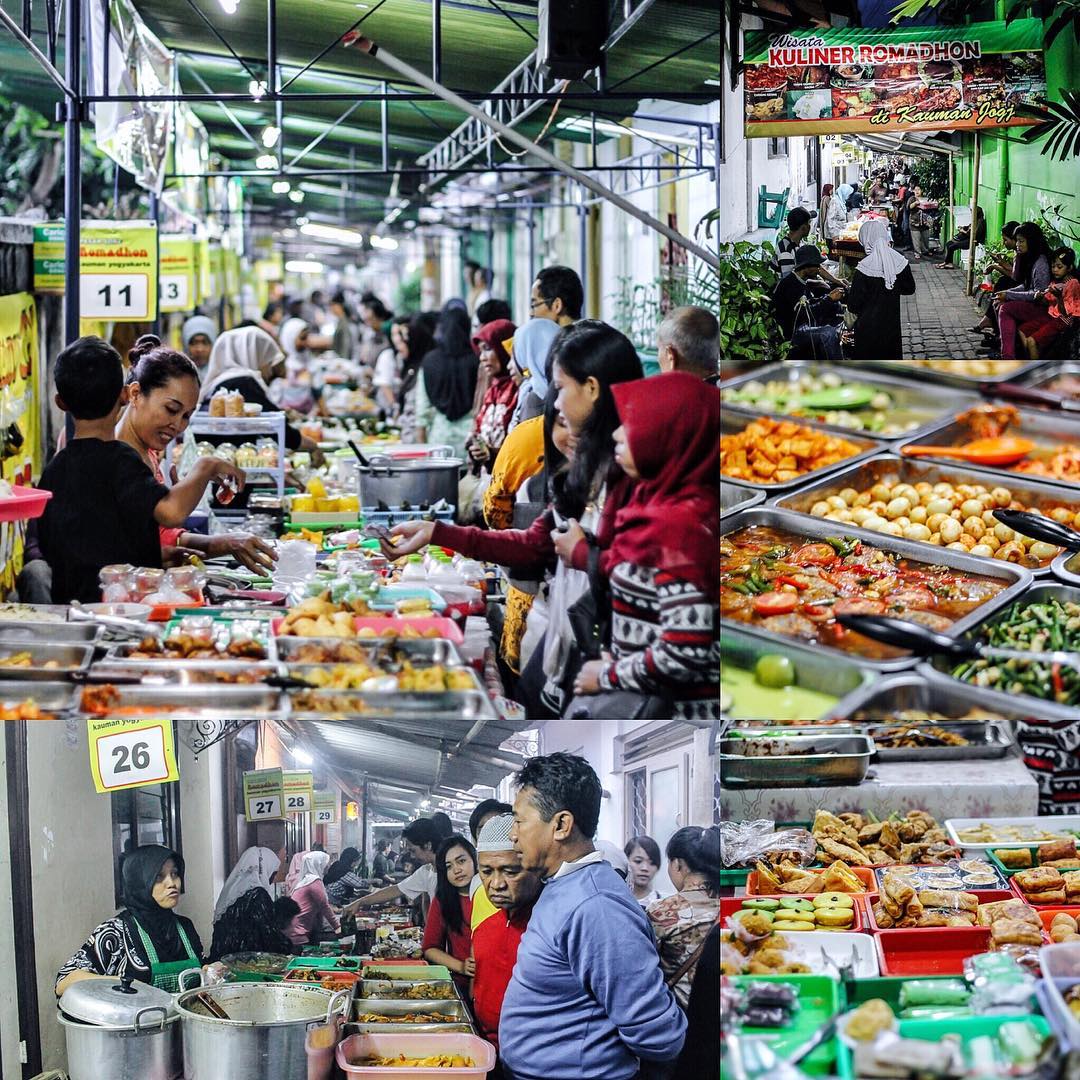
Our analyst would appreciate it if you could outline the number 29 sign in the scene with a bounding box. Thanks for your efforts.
[87,718,179,794]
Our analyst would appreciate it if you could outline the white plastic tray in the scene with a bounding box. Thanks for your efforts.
[1040,942,1080,1049]
[782,931,879,979]
[945,816,1080,855]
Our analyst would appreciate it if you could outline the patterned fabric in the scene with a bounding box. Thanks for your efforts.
[501,585,537,675]
[599,562,719,720]
[645,887,719,1008]
[57,912,204,992]
[326,871,368,906]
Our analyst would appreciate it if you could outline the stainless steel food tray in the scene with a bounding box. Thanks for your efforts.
[76,684,282,718]
[0,642,94,679]
[720,482,764,521]
[720,624,875,723]
[1014,360,1080,399]
[826,669,1046,728]
[862,721,1014,762]
[345,1021,474,1035]
[286,688,497,721]
[721,507,1032,671]
[0,621,102,644]
[719,361,979,441]
[1052,548,1080,589]
[838,358,1050,390]
[350,1000,469,1023]
[0,680,79,714]
[720,408,882,492]
[272,635,464,666]
[896,404,1080,489]
[102,641,273,666]
[359,980,459,1001]
[92,659,285,684]
[287,662,485,695]
[771,453,1080,578]
[921,583,1080,721]
[719,734,875,787]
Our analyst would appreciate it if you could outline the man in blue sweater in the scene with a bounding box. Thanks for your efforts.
[499,753,686,1080]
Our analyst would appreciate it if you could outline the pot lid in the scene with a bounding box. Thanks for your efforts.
[61,977,176,1027]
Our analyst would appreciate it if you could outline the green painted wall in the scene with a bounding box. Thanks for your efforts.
[952,22,1080,248]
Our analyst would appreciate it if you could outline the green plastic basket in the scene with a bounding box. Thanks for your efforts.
[286,955,362,971]
[986,846,1043,879]
[730,974,842,1077]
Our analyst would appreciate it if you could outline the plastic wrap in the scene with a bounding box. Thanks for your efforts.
[719,819,817,868]
[965,951,1036,1015]
[898,979,970,1009]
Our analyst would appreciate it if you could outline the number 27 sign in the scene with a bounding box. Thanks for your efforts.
[87,718,179,794]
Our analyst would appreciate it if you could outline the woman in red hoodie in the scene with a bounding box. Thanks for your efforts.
[465,318,519,472]
[566,372,720,721]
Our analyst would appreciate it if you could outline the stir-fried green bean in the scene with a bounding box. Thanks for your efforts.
[952,600,1080,707]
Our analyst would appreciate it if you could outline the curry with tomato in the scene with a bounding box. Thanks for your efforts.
[720,526,1007,660]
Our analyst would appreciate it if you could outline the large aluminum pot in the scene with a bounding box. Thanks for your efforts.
[175,976,350,1080]
[58,977,181,1080]
[356,452,463,508]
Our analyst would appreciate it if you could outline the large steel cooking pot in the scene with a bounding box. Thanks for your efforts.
[58,977,181,1080]
[175,975,350,1080]
[355,451,463,509]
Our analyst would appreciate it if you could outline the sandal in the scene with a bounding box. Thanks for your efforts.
[966,325,989,333]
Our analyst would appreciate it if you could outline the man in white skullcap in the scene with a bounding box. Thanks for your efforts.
[471,813,543,1061]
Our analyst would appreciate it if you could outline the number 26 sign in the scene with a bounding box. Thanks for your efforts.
[88,718,179,794]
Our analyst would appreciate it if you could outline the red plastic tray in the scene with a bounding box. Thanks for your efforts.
[864,890,1013,932]
[874,927,992,976]
[0,485,51,522]
[1038,906,1080,932]
[745,866,875,896]
[1009,876,1077,908]
[271,614,464,645]
[721,895,864,933]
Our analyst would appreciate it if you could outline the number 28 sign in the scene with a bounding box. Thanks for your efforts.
[87,718,179,794]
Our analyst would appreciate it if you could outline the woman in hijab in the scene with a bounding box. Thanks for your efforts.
[389,314,435,441]
[275,318,317,414]
[846,218,916,360]
[284,850,308,895]
[507,317,560,431]
[200,327,316,454]
[213,846,280,921]
[324,847,368,906]
[826,183,852,240]
[56,845,203,996]
[208,847,293,962]
[467,319,519,473]
[182,315,217,372]
[287,851,340,945]
[567,372,720,721]
[415,300,479,458]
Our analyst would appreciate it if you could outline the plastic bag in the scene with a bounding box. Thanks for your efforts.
[965,951,1036,1015]
[719,819,817,869]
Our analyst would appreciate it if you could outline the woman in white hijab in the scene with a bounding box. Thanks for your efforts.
[200,327,316,454]
[847,218,916,361]
[213,846,280,921]
[826,182,853,239]
[274,318,317,414]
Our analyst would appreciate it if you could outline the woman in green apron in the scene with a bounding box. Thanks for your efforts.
[56,845,203,997]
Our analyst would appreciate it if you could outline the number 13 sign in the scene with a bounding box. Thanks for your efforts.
[88,719,179,794]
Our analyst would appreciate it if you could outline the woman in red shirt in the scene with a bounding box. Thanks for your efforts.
[422,835,477,991]
[287,851,340,946]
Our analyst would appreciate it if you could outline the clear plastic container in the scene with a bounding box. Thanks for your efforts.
[1039,942,1080,1045]
[336,1033,496,1078]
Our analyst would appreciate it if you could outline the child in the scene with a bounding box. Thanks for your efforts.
[37,336,244,604]
[570,371,720,721]
[1018,247,1080,360]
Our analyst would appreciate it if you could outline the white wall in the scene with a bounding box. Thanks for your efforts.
[0,725,24,1078]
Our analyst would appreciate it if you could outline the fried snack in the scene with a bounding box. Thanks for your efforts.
[993,848,1034,869]
[720,416,863,485]
[918,889,977,913]
[991,919,1043,947]
[1044,859,1080,870]
[817,837,875,867]
[1026,888,1067,904]
[1014,867,1063,893]
[821,861,863,893]
[1053,913,1079,932]
[753,861,783,892]
[845,999,895,1042]
[813,809,863,848]
[1064,872,1080,899]
[978,900,1040,928]
[738,912,775,937]
[1039,839,1077,863]
[1052,925,1080,944]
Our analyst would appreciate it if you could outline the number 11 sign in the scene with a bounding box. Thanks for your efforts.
[87,718,179,794]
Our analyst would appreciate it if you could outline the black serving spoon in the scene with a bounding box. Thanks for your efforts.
[991,509,1080,552]
[836,613,1080,671]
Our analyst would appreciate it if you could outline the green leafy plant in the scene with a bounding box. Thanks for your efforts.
[610,259,718,352]
[716,241,786,364]
[910,157,948,200]
[395,269,422,312]
[1018,91,1080,162]
[1004,0,1080,50]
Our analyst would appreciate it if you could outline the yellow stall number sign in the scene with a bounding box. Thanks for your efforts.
[283,769,315,814]
[314,791,337,825]
[243,767,285,821]
[160,235,196,313]
[88,719,178,794]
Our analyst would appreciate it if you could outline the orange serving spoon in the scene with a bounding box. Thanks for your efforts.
[900,436,1035,467]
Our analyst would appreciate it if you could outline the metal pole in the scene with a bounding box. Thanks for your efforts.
[0,6,75,99]
[361,780,369,869]
[267,0,276,85]
[149,192,161,335]
[432,0,441,81]
[527,199,535,290]
[966,131,981,297]
[343,33,720,270]
[578,200,588,314]
[63,0,83,346]
[381,80,389,173]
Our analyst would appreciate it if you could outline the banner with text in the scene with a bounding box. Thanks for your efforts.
[314,791,338,825]
[160,235,196,312]
[743,19,1045,137]
[283,770,315,814]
